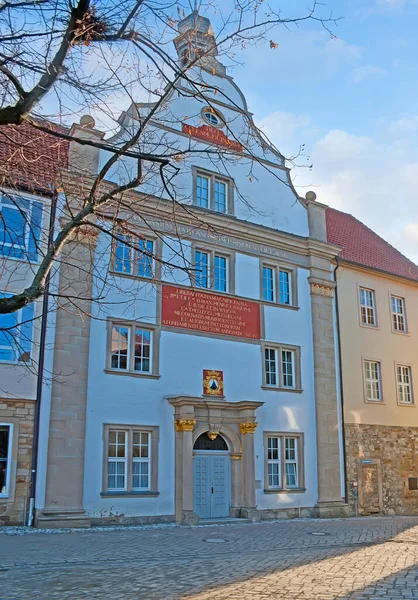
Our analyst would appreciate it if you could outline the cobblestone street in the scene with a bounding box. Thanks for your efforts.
[1,517,418,599]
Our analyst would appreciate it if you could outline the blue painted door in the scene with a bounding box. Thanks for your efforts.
[193,453,230,519]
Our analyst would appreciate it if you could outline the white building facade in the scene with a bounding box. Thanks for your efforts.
[35,12,348,527]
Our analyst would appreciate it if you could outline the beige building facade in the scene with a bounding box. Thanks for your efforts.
[328,208,418,515]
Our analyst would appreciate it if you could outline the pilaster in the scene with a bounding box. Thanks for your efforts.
[239,421,260,521]
[37,227,98,528]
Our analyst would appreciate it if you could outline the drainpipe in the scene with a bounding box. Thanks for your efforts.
[333,257,348,504]
[28,188,58,527]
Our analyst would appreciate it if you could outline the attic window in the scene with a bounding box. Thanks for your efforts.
[202,108,223,127]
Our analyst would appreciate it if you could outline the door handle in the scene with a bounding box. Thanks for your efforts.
[211,487,214,494]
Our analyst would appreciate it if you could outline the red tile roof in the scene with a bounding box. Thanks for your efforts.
[326,207,418,283]
[0,120,69,195]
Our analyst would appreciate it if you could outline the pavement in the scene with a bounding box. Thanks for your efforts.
[1,517,418,599]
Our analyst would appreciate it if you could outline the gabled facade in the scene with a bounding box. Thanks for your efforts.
[327,208,418,516]
[0,122,68,524]
[35,12,348,527]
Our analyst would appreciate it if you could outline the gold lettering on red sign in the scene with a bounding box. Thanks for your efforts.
[181,123,243,153]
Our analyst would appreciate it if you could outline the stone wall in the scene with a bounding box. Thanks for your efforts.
[345,423,418,516]
[0,399,35,525]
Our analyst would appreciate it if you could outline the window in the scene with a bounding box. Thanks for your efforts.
[104,425,159,495]
[264,433,304,491]
[364,360,382,402]
[193,168,233,214]
[360,288,376,326]
[391,296,406,332]
[397,365,413,405]
[201,107,223,127]
[262,344,300,390]
[0,293,34,363]
[113,235,155,279]
[193,248,232,293]
[262,264,293,305]
[0,424,12,497]
[0,194,43,262]
[107,321,158,377]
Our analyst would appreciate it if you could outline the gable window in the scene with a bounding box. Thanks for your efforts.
[397,365,413,405]
[264,432,304,492]
[0,194,43,262]
[103,425,159,496]
[113,235,155,279]
[391,296,406,332]
[193,168,233,214]
[0,293,34,363]
[201,107,223,127]
[193,248,233,293]
[364,360,382,402]
[262,343,301,391]
[107,320,159,378]
[360,288,376,326]
[0,424,12,497]
[262,264,294,306]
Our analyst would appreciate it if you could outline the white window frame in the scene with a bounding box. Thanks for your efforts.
[192,247,233,294]
[0,291,34,364]
[103,424,159,495]
[359,287,377,327]
[261,262,295,307]
[192,167,234,214]
[107,429,128,492]
[262,344,300,391]
[267,436,281,489]
[397,364,414,405]
[391,295,407,333]
[0,194,43,263]
[107,320,159,378]
[363,359,383,402]
[0,423,13,498]
[264,432,304,492]
[112,234,156,279]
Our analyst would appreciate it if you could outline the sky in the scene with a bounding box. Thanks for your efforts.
[225,0,418,263]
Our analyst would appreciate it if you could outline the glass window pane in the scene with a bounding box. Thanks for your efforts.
[138,239,154,278]
[265,348,277,386]
[195,251,209,288]
[279,270,291,304]
[282,350,294,388]
[214,255,227,292]
[214,180,227,213]
[196,176,209,208]
[134,328,151,373]
[111,326,129,370]
[0,426,10,495]
[114,236,132,274]
[263,266,275,302]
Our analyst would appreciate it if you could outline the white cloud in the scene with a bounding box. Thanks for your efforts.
[256,112,314,157]
[351,65,387,84]
[259,111,418,263]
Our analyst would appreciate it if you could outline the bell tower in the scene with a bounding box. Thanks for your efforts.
[173,10,226,75]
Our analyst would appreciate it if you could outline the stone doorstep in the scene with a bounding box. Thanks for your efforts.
[36,510,91,529]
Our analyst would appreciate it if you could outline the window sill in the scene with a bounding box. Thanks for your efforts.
[392,329,409,336]
[397,402,415,407]
[364,399,385,405]
[359,323,379,330]
[100,491,159,497]
[261,301,299,311]
[0,495,10,501]
[104,369,160,379]
[263,488,306,494]
[191,204,235,218]
[261,386,303,394]
[109,269,155,282]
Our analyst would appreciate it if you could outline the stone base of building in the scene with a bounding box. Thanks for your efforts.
[345,423,418,516]
[91,514,176,527]
[313,501,350,519]
[259,503,349,520]
[35,509,91,529]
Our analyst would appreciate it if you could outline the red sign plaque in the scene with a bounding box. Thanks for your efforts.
[181,123,243,153]
[161,285,260,340]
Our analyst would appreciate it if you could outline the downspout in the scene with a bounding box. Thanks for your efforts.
[333,257,348,504]
[28,188,58,527]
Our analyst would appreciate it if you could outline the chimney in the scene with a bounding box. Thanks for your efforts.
[69,115,105,176]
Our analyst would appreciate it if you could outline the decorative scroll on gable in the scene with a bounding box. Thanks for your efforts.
[181,123,243,152]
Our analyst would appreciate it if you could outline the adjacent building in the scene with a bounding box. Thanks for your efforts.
[327,208,418,516]
[34,12,348,527]
[0,122,68,525]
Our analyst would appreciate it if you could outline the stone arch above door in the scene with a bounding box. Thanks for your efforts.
[193,424,242,456]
